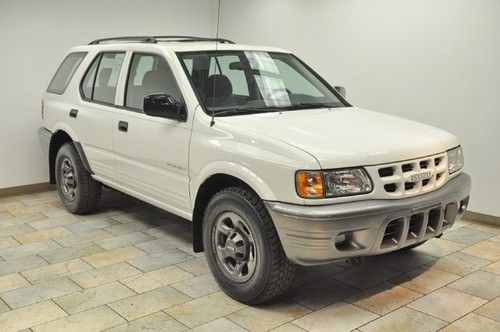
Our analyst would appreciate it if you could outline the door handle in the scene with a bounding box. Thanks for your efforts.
[69,109,78,118]
[118,121,128,132]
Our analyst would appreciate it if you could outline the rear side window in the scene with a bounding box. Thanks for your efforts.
[80,52,125,105]
[47,52,87,94]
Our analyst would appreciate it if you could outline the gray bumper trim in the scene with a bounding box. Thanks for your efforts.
[265,172,471,265]
[38,127,52,154]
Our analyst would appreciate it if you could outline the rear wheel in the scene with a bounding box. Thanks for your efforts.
[55,143,101,214]
[203,186,295,304]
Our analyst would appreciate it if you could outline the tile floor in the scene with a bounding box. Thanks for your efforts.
[0,188,499,331]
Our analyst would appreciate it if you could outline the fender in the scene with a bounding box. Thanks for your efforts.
[191,160,277,209]
[49,122,93,176]
[51,122,80,143]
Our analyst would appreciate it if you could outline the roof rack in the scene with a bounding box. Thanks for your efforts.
[88,35,234,45]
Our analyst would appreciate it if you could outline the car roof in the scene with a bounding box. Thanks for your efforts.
[69,39,290,54]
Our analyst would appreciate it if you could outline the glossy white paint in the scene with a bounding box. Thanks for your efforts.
[42,41,464,218]
[218,107,459,169]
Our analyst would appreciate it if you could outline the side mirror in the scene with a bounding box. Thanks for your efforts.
[143,94,187,122]
[334,86,346,98]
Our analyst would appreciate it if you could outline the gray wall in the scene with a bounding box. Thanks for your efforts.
[0,0,216,188]
[218,0,500,216]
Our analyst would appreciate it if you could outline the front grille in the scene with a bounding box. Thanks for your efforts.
[376,153,448,198]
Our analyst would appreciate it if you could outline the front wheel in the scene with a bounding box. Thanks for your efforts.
[55,143,101,214]
[203,186,295,304]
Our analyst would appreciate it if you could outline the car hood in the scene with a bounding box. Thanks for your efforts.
[218,107,459,169]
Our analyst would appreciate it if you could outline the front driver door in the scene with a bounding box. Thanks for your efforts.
[112,52,191,215]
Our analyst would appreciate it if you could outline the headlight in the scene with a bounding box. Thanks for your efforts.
[447,146,463,174]
[295,168,372,198]
[324,168,372,197]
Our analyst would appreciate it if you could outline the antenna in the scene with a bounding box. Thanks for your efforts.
[210,0,222,127]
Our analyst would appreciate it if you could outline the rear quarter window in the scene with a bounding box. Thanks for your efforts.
[47,52,87,94]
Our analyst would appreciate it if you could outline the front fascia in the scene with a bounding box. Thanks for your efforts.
[265,172,471,265]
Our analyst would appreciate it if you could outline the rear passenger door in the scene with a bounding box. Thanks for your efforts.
[112,52,191,214]
[74,52,125,180]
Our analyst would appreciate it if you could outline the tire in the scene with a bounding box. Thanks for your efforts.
[202,186,295,305]
[55,142,101,214]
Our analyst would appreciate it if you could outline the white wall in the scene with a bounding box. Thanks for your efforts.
[0,0,216,189]
[218,0,500,216]
[1,0,498,216]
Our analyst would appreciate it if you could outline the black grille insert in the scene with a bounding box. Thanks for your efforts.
[405,182,415,190]
[378,167,394,177]
[419,160,429,169]
[402,164,413,172]
[384,183,397,192]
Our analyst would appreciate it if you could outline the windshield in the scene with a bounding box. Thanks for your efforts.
[178,51,348,116]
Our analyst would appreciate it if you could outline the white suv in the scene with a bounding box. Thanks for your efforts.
[39,36,471,304]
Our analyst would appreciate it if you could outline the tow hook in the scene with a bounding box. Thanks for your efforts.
[346,257,364,266]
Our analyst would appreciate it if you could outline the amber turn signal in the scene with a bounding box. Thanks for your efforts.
[295,171,324,198]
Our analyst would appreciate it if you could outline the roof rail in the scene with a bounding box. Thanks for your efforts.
[88,35,234,45]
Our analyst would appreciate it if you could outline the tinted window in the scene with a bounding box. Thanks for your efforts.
[179,51,345,113]
[209,55,249,96]
[125,53,182,111]
[183,58,194,74]
[47,52,87,94]
[274,59,322,97]
[81,52,125,104]
[81,56,99,100]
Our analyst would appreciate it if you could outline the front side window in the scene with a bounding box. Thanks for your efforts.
[125,53,183,111]
[80,52,125,104]
[47,52,87,94]
[179,51,347,116]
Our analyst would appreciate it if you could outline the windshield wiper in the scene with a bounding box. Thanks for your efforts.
[212,102,338,118]
[213,107,281,117]
[282,103,336,110]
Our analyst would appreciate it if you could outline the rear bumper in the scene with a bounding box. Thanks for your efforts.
[38,127,52,154]
[265,172,471,266]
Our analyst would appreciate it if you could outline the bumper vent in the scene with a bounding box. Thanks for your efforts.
[381,218,404,249]
[379,201,465,251]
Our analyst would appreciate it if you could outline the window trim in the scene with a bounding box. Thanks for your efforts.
[47,52,88,95]
[176,50,351,116]
[122,51,186,114]
[79,51,126,107]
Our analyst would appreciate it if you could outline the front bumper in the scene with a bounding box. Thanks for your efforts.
[265,172,471,265]
[38,127,52,154]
